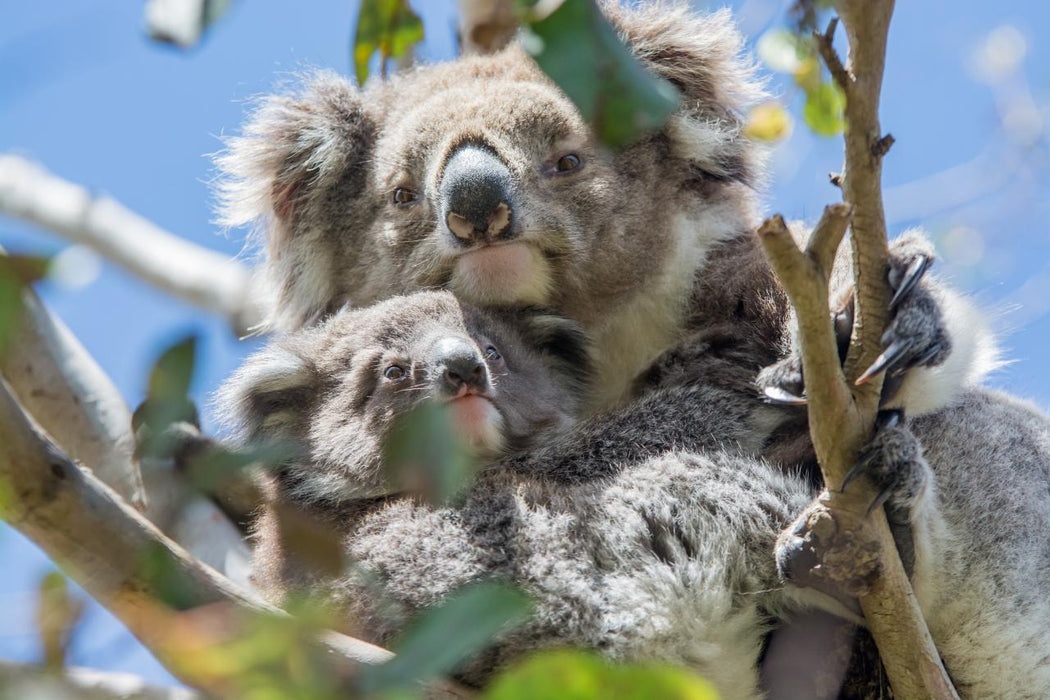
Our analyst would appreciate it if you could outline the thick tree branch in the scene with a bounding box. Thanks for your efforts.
[2,282,146,507]
[0,381,472,698]
[761,1,959,697]
[0,155,265,336]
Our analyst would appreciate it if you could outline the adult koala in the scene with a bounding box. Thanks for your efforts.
[215,1,995,413]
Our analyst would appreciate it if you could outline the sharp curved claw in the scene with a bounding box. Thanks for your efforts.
[855,338,912,386]
[866,486,894,517]
[889,254,931,309]
[761,386,808,406]
[912,342,944,368]
[840,447,878,492]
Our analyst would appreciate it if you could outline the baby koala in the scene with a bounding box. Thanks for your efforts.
[220,291,1050,698]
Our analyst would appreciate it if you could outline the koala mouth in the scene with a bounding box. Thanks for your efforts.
[451,241,552,307]
[445,394,506,458]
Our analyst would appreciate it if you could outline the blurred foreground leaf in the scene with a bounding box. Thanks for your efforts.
[521,0,680,147]
[383,402,474,505]
[145,0,234,48]
[745,102,793,142]
[135,335,199,458]
[359,582,532,693]
[36,571,84,671]
[485,649,719,700]
[803,81,845,136]
[353,0,424,85]
[0,253,50,356]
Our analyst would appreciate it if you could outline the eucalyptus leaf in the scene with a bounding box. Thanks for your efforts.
[521,0,680,148]
[745,102,793,142]
[485,649,719,700]
[359,582,532,693]
[136,335,200,457]
[383,402,474,505]
[803,80,845,136]
[353,0,424,85]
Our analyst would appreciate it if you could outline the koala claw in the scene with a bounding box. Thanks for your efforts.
[888,253,931,310]
[761,385,808,406]
[839,409,928,517]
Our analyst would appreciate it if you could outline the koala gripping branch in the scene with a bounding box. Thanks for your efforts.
[759,1,958,698]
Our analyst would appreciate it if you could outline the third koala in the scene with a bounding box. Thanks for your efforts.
[215,1,996,415]
[221,291,1050,699]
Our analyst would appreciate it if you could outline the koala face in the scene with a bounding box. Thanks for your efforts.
[216,5,765,337]
[218,291,588,506]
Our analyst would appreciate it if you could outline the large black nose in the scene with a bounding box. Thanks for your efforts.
[440,145,515,245]
[431,337,488,395]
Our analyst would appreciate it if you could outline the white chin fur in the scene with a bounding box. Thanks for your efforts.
[451,242,551,306]
[449,396,506,458]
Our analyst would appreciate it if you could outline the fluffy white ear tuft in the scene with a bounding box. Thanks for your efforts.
[215,344,315,442]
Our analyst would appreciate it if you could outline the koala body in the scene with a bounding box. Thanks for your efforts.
[216,2,995,417]
[221,291,1049,698]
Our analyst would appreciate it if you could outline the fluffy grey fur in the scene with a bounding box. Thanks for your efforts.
[220,291,1049,698]
[214,2,994,418]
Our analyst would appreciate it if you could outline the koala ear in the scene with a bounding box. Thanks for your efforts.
[519,313,593,391]
[604,3,765,184]
[216,340,318,446]
[214,70,377,238]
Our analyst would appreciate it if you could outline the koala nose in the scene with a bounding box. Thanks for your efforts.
[440,145,515,245]
[431,337,488,395]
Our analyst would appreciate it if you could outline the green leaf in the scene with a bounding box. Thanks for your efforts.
[359,582,532,693]
[485,649,720,700]
[353,0,424,85]
[803,81,845,136]
[136,335,199,457]
[0,253,51,356]
[744,102,793,142]
[383,402,474,505]
[521,0,680,148]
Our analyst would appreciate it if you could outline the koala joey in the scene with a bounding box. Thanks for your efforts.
[219,290,1048,698]
[215,1,996,417]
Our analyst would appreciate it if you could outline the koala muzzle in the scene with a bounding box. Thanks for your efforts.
[441,145,515,245]
[431,337,489,396]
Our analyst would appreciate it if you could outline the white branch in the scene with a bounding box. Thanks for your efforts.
[0,661,200,700]
[2,285,146,507]
[0,154,266,335]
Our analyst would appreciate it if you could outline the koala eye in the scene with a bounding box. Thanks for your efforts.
[554,153,583,174]
[484,346,502,363]
[392,188,418,206]
[383,365,407,381]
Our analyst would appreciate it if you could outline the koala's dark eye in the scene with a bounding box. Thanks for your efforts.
[384,365,407,381]
[554,153,582,174]
[484,346,502,363]
[392,188,418,206]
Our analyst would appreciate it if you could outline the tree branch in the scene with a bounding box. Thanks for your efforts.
[2,280,146,507]
[760,1,959,696]
[0,661,200,700]
[0,155,265,336]
[0,380,472,698]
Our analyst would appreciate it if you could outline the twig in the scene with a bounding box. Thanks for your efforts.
[0,381,472,698]
[0,154,265,336]
[761,0,960,696]
[813,17,850,92]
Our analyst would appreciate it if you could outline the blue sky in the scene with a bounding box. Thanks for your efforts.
[1,0,1048,687]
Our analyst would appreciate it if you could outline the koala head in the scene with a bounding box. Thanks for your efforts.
[218,291,589,507]
[215,2,764,333]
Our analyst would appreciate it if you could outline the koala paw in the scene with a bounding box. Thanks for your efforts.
[759,235,953,407]
[854,239,953,403]
[842,409,931,520]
